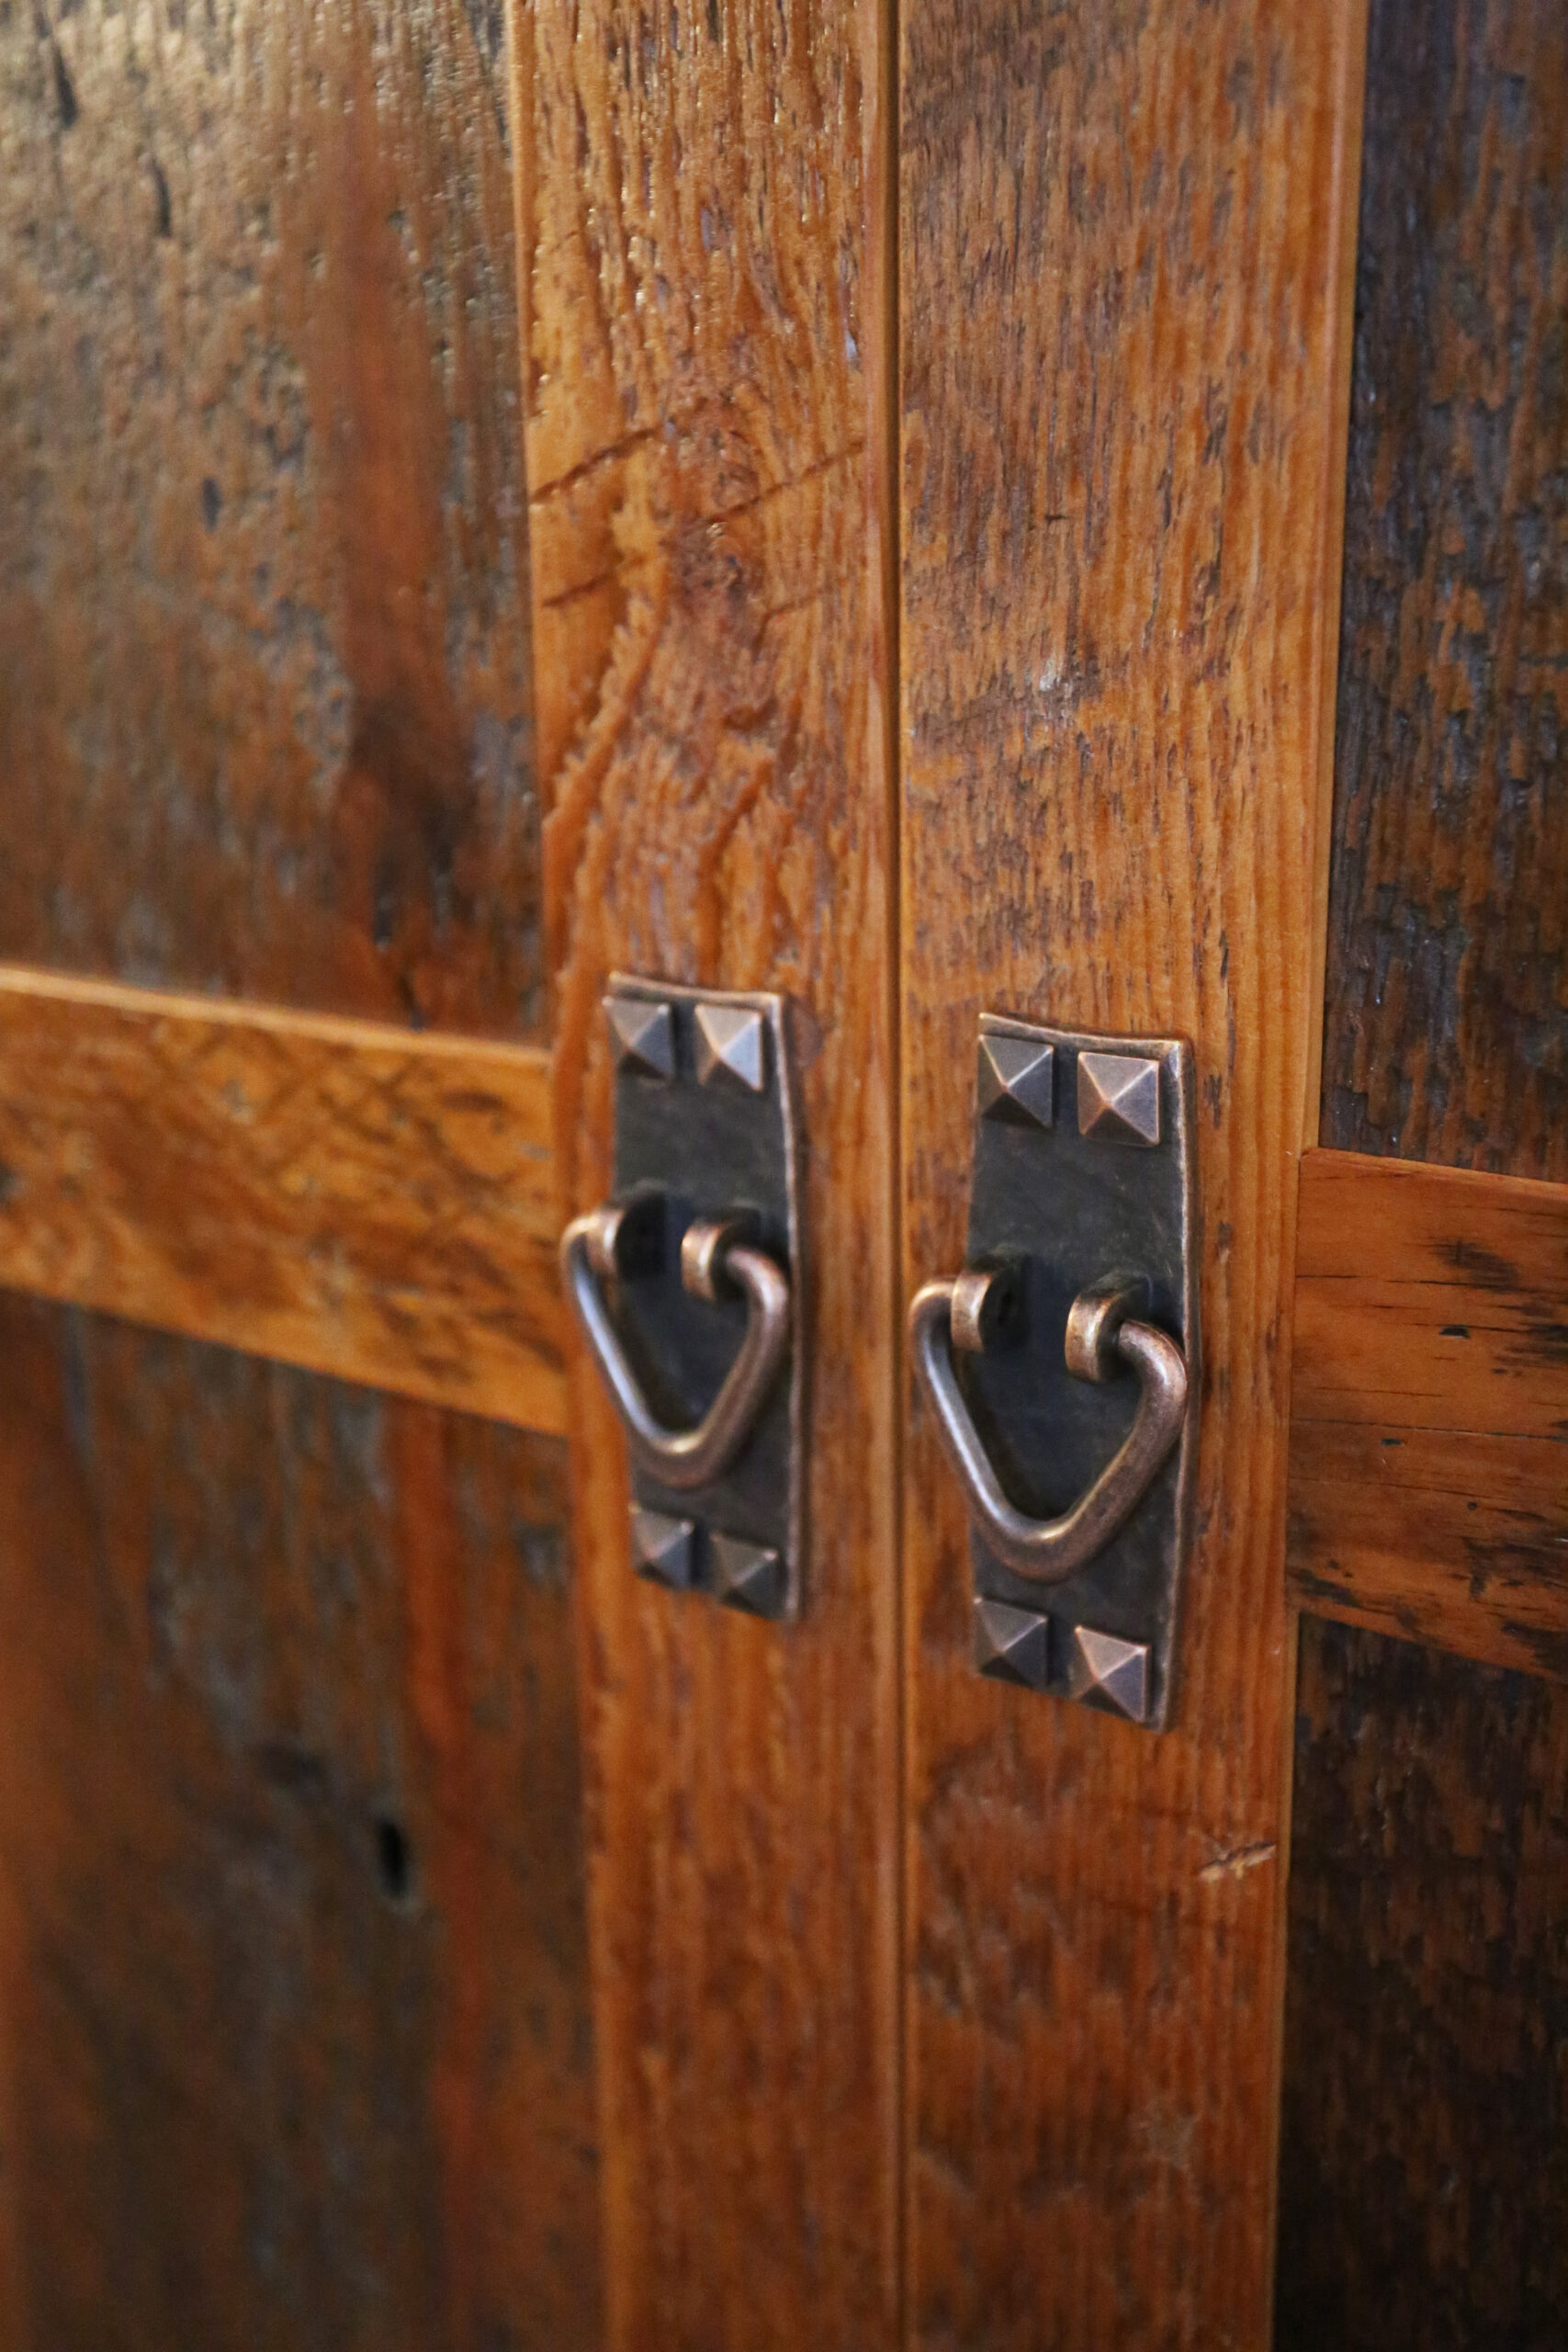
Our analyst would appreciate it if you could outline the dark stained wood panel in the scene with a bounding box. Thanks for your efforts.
[0,1297,601,2352]
[897,4,1365,2345]
[1284,10,1568,2337]
[1276,1616,1568,2352]
[0,0,542,1035]
[1321,0,1568,1182]
[1287,1150,1568,1678]
[0,969,565,1435]
[519,3,901,2346]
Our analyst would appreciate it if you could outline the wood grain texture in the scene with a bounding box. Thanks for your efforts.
[898,5,1364,2345]
[517,3,900,2346]
[1321,0,1568,1181]
[1276,1615,1568,2351]
[0,0,542,1035]
[0,968,565,1436]
[1288,1150,1568,1678]
[0,1295,601,2352]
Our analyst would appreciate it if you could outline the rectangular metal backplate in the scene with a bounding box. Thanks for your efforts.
[963,1014,1199,1728]
[604,974,805,1620]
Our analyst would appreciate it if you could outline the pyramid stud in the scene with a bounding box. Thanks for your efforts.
[694,1002,768,1093]
[710,1532,785,1617]
[977,1032,1055,1128]
[1065,1624,1151,1723]
[629,1507,698,1590]
[974,1596,1052,1690]
[605,994,675,1081]
[1077,1052,1161,1148]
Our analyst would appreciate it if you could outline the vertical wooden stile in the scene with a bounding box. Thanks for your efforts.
[897,5,1365,2345]
[513,4,902,2346]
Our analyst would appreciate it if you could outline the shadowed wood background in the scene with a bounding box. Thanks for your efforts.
[0,4,601,2346]
[1279,0,1568,2339]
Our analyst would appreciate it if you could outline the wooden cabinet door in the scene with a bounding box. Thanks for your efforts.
[897,2,1567,2347]
[0,8,605,2347]
[2,2,1564,2349]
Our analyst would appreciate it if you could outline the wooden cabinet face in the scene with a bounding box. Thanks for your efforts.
[0,3,1563,2348]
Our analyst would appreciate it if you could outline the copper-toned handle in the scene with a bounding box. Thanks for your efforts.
[908,1270,1188,1584]
[561,1201,790,1489]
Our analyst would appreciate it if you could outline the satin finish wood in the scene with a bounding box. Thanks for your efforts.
[898,5,1365,2344]
[0,969,565,1436]
[0,0,542,1034]
[1321,0,1568,1182]
[517,3,900,2345]
[0,1298,601,2352]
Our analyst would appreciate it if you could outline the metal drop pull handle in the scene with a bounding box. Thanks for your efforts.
[561,1198,791,1490]
[908,1268,1189,1584]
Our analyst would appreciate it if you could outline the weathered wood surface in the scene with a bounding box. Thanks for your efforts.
[0,6,597,2343]
[1321,0,1568,1182]
[518,2,901,2346]
[897,4,1365,2344]
[0,1296,602,2352]
[1288,1150,1568,1678]
[0,0,543,1035]
[1276,1616,1568,2351]
[0,969,565,1437]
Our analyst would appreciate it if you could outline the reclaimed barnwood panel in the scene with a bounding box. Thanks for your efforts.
[0,968,565,1436]
[1281,11,1568,2329]
[0,0,543,1035]
[1320,0,1568,1182]
[1276,1617,1568,2350]
[0,1296,601,2352]
[1288,1150,1568,1675]
[517,2,902,2346]
[897,3,1366,2345]
[0,10,599,2340]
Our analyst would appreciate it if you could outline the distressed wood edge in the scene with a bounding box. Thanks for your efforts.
[0,962,566,1435]
[1267,0,1371,2314]
[1296,1137,1568,1245]
[1298,0,1370,1158]
[0,964,558,1083]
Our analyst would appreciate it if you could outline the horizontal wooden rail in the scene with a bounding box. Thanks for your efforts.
[0,968,566,1434]
[1288,1148,1568,1679]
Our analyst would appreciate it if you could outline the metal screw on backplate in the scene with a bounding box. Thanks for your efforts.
[630,1505,698,1590]
[605,994,676,1081]
[1077,1051,1161,1147]
[710,1532,785,1616]
[977,1030,1055,1128]
[694,1001,768,1093]
[1065,1624,1151,1723]
[974,1596,1052,1690]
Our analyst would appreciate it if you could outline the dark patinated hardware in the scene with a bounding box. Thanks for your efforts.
[910,1014,1199,1728]
[561,977,804,1620]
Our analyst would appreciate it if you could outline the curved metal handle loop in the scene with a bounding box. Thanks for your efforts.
[561,1201,790,1490]
[908,1270,1188,1584]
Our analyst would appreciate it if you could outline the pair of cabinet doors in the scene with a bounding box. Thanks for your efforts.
[1,1,1564,2346]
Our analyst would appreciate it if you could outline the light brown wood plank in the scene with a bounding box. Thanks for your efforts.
[897,4,1366,2345]
[517,3,901,2346]
[0,968,564,1435]
[1288,1148,1568,1677]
